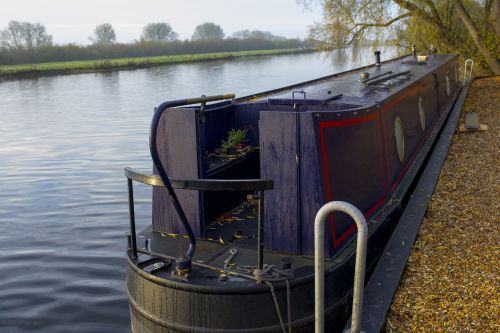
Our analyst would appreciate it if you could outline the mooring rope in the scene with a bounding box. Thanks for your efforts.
[220,248,294,331]
[285,279,291,333]
[253,264,293,333]
[253,264,294,281]
[263,279,292,333]
[139,246,295,331]
[265,281,287,333]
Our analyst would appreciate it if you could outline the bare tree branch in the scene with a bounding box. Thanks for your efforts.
[423,0,445,27]
[309,0,499,73]
[0,21,52,49]
[344,12,411,45]
[354,12,412,29]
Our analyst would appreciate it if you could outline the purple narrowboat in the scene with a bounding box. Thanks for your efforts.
[124,52,461,332]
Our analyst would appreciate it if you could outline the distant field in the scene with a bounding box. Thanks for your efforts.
[0,48,314,79]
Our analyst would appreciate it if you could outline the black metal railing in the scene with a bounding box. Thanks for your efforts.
[126,93,275,275]
[125,167,273,271]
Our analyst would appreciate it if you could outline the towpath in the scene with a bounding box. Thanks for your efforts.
[385,77,499,332]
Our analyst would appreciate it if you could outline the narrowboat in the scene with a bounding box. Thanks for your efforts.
[124,51,461,332]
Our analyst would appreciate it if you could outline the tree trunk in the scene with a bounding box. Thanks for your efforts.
[493,0,500,38]
[452,0,500,74]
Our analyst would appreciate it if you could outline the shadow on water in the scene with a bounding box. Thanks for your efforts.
[0,48,400,333]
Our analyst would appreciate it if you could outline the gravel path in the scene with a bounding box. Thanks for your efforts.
[385,77,500,332]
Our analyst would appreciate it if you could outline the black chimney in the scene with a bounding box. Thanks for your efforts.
[374,50,381,66]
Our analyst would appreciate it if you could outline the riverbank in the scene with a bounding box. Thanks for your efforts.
[0,48,314,80]
[386,77,499,331]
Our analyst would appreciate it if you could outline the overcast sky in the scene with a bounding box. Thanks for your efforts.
[0,0,323,44]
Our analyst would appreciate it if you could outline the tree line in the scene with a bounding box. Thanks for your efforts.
[0,21,309,66]
[300,0,499,74]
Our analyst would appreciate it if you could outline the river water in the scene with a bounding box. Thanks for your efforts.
[0,49,400,333]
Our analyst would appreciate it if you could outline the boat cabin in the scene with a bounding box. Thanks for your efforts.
[150,53,460,258]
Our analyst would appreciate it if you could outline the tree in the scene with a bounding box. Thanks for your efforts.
[232,29,251,39]
[91,23,116,45]
[0,21,52,49]
[192,22,225,40]
[232,29,287,41]
[141,23,178,42]
[301,0,500,74]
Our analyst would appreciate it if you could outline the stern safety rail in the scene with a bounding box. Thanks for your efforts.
[463,59,473,84]
[314,201,368,333]
[125,167,273,271]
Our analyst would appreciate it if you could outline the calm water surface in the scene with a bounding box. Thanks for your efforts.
[0,49,399,332]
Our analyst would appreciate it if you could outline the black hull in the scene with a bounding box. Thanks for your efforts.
[127,213,396,332]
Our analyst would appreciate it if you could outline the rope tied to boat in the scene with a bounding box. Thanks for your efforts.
[253,264,294,282]
[253,265,293,333]
[221,248,293,332]
[265,280,292,333]
[222,248,294,282]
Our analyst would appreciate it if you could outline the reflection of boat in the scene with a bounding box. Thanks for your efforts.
[124,52,460,332]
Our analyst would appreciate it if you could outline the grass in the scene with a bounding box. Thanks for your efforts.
[0,48,314,79]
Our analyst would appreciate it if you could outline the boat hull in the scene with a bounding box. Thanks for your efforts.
[127,209,397,332]
[125,53,462,332]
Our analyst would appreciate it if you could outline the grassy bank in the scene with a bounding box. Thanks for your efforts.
[0,48,314,79]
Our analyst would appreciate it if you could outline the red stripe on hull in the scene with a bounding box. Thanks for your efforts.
[319,97,441,249]
[319,111,385,248]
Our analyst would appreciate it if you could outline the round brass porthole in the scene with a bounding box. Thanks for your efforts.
[395,117,405,162]
[418,97,425,130]
[446,72,451,96]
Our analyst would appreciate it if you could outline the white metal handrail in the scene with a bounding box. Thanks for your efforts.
[314,201,368,333]
[463,59,474,84]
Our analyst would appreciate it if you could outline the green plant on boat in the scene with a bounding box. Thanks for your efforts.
[218,128,249,154]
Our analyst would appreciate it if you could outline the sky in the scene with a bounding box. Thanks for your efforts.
[0,0,323,45]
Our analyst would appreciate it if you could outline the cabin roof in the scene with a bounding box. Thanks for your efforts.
[249,54,457,108]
